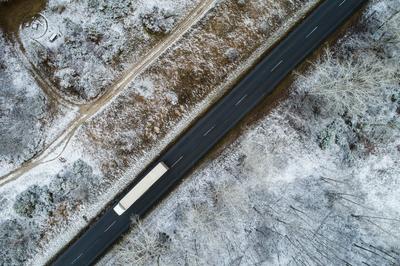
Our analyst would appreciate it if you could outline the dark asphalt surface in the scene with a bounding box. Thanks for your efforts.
[53,0,367,265]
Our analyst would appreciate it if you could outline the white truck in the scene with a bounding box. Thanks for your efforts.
[113,162,169,215]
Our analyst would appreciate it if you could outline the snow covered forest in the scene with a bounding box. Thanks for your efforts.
[1,0,320,264]
[0,0,399,265]
[100,0,400,265]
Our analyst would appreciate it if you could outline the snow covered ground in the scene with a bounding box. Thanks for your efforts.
[0,0,214,182]
[3,0,399,264]
[0,32,47,176]
[99,0,400,265]
[19,0,202,102]
[79,0,318,191]
[1,0,320,264]
[0,31,78,177]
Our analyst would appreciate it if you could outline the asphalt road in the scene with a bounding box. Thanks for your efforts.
[53,0,367,264]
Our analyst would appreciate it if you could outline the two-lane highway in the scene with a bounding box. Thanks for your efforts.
[53,0,367,264]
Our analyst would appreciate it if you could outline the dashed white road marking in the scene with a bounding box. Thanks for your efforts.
[270,60,283,72]
[203,126,215,136]
[171,156,184,168]
[104,220,116,233]
[339,0,346,7]
[305,26,319,39]
[71,253,83,265]
[235,94,248,106]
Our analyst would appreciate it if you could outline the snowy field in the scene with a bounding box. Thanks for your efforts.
[0,0,214,179]
[1,0,398,265]
[99,0,400,265]
[0,0,320,265]
[0,30,78,177]
[0,0,205,178]
[19,0,202,102]
[79,0,318,193]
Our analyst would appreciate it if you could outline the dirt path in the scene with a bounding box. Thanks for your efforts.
[0,0,216,186]
[14,39,79,108]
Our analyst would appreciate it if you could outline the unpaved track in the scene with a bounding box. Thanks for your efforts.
[14,40,79,108]
[0,0,216,186]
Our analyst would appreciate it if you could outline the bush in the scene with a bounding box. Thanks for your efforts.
[141,7,176,35]
[0,219,39,265]
[295,49,398,117]
[13,185,52,218]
